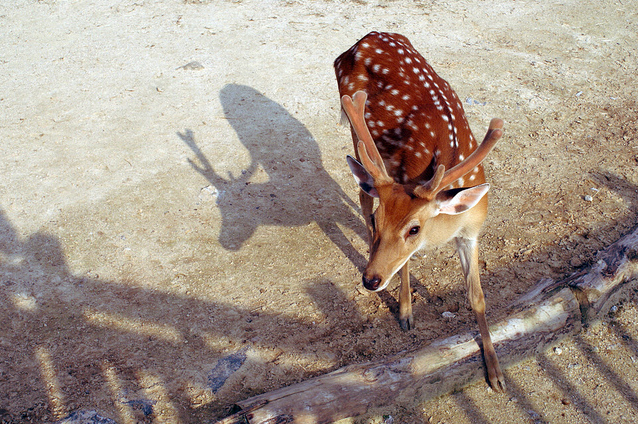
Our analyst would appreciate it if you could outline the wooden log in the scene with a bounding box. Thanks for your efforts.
[227,283,579,424]
[567,228,638,322]
[402,284,580,406]
[219,227,638,424]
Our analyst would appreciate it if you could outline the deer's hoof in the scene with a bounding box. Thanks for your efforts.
[489,371,506,393]
[399,316,414,331]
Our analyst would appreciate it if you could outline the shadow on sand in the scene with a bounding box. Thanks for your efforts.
[178,84,366,269]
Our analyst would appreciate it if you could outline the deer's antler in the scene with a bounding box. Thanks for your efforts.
[341,91,394,186]
[415,118,503,199]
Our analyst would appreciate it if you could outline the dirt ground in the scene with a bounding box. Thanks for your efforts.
[2,0,638,423]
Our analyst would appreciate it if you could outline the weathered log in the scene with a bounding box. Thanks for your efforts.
[567,228,638,322]
[226,284,579,424]
[219,227,638,424]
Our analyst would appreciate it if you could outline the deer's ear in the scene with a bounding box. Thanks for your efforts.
[347,155,379,198]
[436,184,489,215]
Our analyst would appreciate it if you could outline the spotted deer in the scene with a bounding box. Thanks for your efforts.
[334,32,505,391]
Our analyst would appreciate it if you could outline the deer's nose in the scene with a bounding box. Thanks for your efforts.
[362,274,382,291]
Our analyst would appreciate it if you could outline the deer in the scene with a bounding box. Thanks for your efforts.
[334,31,505,391]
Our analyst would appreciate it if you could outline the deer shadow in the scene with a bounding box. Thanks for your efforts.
[178,84,366,268]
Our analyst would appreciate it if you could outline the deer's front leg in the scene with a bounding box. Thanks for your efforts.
[399,261,413,331]
[456,237,505,392]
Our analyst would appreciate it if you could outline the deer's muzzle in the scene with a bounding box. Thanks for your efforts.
[362,274,382,291]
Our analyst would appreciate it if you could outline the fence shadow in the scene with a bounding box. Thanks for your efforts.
[0,207,370,423]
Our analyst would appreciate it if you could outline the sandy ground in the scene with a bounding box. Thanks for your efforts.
[1,0,638,423]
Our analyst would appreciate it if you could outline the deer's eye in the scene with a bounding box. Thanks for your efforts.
[408,226,420,236]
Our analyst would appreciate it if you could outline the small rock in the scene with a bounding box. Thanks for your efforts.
[606,343,619,351]
[178,61,205,71]
[562,398,571,405]
[553,346,562,355]
[584,195,593,202]
[465,97,487,106]
[200,185,223,201]
[125,399,156,416]
[442,311,456,319]
[55,411,117,424]
[527,410,541,420]
[208,348,248,393]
